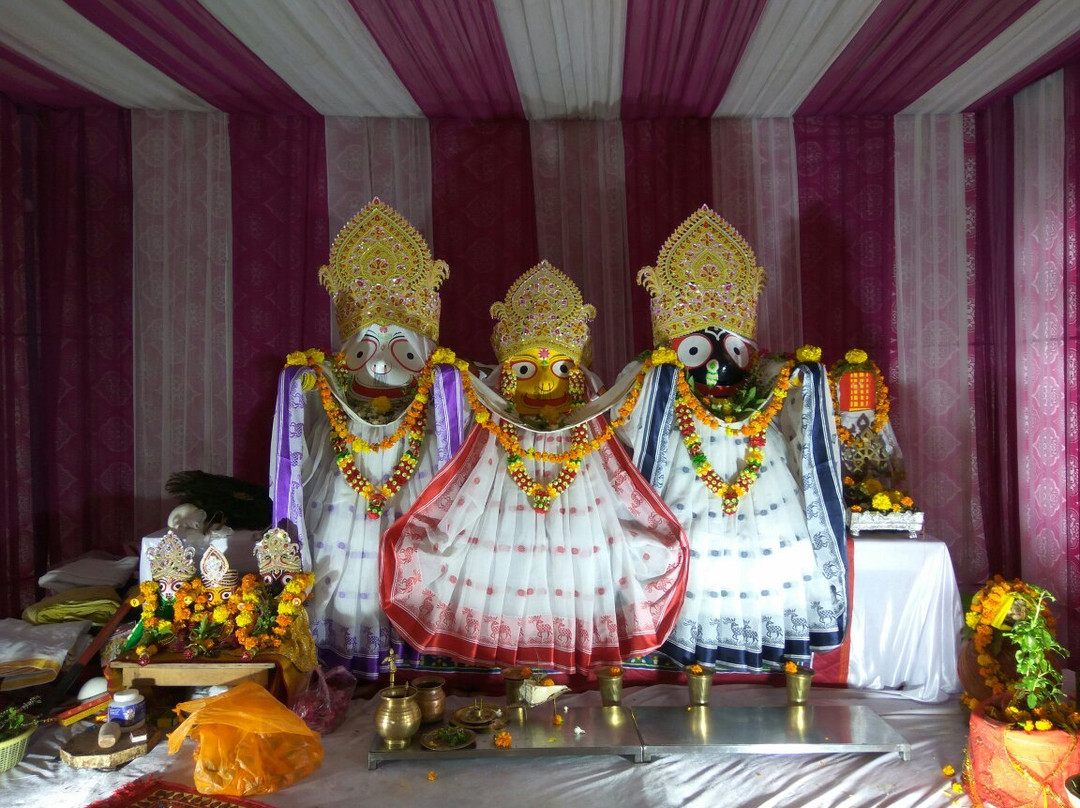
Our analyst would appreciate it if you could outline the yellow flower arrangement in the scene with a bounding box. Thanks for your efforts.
[795,344,822,363]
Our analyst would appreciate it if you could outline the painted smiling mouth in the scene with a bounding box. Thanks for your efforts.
[695,381,737,398]
[521,392,568,409]
[352,380,405,398]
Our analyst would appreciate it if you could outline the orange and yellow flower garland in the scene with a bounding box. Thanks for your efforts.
[673,358,794,514]
[130,573,314,663]
[286,348,436,518]
[828,349,889,447]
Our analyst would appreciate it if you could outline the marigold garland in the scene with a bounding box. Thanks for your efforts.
[287,348,440,517]
[828,350,889,447]
[130,572,314,663]
[673,358,794,514]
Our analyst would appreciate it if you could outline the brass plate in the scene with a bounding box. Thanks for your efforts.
[420,727,477,751]
[452,704,500,727]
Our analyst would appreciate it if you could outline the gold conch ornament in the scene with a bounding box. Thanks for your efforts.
[490,261,596,363]
[319,198,448,344]
[199,545,239,590]
[147,530,196,596]
[254,527,303,584]
[638,206,767,345]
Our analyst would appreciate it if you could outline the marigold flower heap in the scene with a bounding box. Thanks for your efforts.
[130,572,314,663]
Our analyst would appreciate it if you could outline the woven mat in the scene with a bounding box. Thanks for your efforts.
[86,777,276,808]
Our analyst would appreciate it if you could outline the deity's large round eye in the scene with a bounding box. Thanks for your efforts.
[550,359,575,378]
[673,334,713,369]
[347,335,379,370]
[220,590,232,600]
[389,337,424,373]
[510,360,537,379]
[721,334,753,370]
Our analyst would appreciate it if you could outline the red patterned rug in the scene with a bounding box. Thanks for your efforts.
[86,777,276,808]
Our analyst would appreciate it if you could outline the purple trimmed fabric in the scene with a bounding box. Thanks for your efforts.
[798,0,1039,116]
[622,119,713,353]
[0,42,112,108]
[622,0,766,119]
[973,99,1021,580]
[432,363,465,467]
[967,30,1080,112]
[270,365,304,536]
[64,0,316,115]
[351,0,523,119]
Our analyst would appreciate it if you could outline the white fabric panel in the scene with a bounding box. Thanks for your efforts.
[132,111,233,537]
[904,0,1080,113]
[1013,72,1069,595]
[199,0,423,118]
[847,538,963,703]
[715,0,882,117]
[324,117,433,241]
[495,0,626,120]
[710,118,802,352]
[324,118,433,348]
[530,120,631,384]
[892,114,986,587]
[0,0,209,110]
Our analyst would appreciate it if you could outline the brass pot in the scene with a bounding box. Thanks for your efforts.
[374,684,421,749]
[411,676,447,723]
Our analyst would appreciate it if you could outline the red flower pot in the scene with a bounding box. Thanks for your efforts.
[966,702,1080,807]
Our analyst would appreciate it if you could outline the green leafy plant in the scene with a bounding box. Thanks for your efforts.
[985,585,1079,731]
[1004,588,1068,711]
[0,696,40,743]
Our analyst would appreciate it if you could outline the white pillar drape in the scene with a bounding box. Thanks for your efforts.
[893,113,985,589]
[131,110,232,537]
[1013,72,1068,598]
[710,118,802,352]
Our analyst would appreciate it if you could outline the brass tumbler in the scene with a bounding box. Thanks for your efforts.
[411,675,446,723]
[686,668,714,706]
[595,667,623,706]
[785,671,814,706]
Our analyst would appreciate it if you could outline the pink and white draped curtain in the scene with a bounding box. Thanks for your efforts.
[4,75,1080,659]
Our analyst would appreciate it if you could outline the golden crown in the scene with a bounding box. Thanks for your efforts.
[254,527,303,584]
[490,261,596,363]
[319,199,448,343]
[638,206,767,345]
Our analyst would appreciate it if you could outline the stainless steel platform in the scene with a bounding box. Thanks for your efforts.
[633,705,911,761]
[367,704,910,768]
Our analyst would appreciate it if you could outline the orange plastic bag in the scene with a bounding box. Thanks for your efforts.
[168,681,323,796]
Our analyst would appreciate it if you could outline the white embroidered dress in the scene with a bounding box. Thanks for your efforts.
[617,359,848,671]
[380,380,689,675]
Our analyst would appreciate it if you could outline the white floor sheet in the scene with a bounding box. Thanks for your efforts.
[3,682,979,808]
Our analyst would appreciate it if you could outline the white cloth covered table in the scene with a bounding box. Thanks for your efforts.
[846,537,963,702]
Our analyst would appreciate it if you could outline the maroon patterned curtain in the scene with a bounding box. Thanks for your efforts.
[229,115,329,486]
[0,104,134,618]
[793,117,896,375]
[431,119,539,366]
